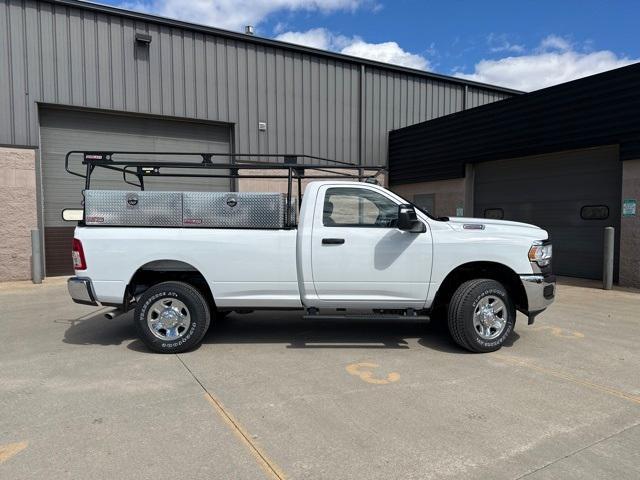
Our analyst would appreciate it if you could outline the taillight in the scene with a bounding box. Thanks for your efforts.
[72,238,87,270]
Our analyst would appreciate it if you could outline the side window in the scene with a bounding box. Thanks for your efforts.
[323,187,399,227]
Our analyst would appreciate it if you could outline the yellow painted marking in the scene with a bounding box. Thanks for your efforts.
[530,325,584,339]
[204,393,286,480]
[346,362,400,385]
[492,353,640,405]
[0,441,28,464]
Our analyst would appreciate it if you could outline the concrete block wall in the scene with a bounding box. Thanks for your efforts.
[620,159,640,288]
[0,147,37,281]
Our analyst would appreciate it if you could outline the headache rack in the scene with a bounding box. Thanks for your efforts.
[65,151,386,229]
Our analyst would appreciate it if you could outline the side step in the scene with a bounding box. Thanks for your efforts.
[303,314,430,321]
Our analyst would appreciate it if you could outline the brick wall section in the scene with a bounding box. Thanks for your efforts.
[0,147,37,281]
[390,179,465,218]
[620,159,640,288]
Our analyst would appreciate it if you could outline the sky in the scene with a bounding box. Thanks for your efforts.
[102,0,639,91]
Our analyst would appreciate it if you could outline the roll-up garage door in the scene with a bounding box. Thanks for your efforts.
[39,108,232,276]
[474,146,621,279]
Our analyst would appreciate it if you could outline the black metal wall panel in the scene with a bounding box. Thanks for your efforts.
[389,63,640,184]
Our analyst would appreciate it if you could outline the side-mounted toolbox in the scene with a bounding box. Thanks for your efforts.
[84,190,296,228]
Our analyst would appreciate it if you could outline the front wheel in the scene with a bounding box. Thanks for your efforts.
[447,279,515,353]
[134,281,211,353]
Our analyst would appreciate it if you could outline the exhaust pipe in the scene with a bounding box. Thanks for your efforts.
[105,310,122,320]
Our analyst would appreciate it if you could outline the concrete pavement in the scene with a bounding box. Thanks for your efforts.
[0,278,639,479]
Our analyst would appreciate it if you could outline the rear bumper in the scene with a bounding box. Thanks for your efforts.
[68,277,100,306]
[520,274,556,324]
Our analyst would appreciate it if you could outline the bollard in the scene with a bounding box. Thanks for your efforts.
[602,227,614,290]
[31,229,42,284]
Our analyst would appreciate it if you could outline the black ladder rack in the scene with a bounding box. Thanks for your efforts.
[65,151,386,228]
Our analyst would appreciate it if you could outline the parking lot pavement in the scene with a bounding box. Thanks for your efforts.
[1,278,639,479]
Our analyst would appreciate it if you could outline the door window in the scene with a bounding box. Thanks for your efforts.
[323,187,398,227]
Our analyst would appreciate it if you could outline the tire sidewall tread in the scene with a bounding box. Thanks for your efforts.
[134,281,211,354]
[447,279,515,353]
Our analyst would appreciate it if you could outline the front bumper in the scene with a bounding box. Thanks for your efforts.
[520,274,556,324]
[68,277,100,306]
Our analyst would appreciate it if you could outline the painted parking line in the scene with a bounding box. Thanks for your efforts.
[204,393,287,480]
[176,355,286,480]
[0,441,28,464]
[529,324,585,339]
[491,353,640,405]
[346,362,400,385]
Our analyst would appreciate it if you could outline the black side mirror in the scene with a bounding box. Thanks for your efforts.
[397,204,425,232]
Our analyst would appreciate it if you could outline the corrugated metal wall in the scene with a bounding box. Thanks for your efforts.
[0,0,513,166]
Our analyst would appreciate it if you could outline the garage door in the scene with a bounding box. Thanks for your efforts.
[474,146,621,279]
[40,108,232,276]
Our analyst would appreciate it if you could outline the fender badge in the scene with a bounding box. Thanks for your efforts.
[463,224,485,230]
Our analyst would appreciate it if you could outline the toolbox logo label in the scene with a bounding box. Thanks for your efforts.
[225,195,238,208]
[126,193,139,208]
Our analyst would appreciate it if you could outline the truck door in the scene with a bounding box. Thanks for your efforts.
[310,185,432,308]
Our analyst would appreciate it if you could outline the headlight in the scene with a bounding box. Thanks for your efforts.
[528,242,552,267]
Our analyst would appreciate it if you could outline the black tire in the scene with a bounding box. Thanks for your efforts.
[447,279,515,353]
[134,281,211,353]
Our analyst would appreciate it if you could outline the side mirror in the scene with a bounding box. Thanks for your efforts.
[397,204,425,232]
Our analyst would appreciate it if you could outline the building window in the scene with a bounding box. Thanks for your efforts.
[323,187,398,227]
[484,208,504,219]
[581,205,609,220]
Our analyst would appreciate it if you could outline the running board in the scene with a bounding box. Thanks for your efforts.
[302,314,430,321]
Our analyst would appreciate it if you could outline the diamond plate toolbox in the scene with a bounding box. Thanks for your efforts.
[84,190,296,228]
[183,192,296,228]
[84,190,183,226]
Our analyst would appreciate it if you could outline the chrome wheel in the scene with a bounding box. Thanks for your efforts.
[472,295,508,340]
[147,298,191,341]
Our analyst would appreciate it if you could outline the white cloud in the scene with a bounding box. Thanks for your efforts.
[275,28,333,49]
[487,33,524,54]
[341,40,430,70]
[122,0,366,31]
[456,35,639,91]
[275,28,430,70]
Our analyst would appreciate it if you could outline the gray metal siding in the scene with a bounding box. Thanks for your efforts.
[39,107,231,228]
[2,0,512,164]
[474,146,621,280]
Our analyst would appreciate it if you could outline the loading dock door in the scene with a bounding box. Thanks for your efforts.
[474,146,621,279]
[39,108,232,276]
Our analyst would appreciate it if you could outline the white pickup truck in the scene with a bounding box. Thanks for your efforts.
[66,152,555,354]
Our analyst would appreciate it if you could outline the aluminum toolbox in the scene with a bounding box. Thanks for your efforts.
[84,190,183,226]
[84,190,295,228]
[183,192,295,228]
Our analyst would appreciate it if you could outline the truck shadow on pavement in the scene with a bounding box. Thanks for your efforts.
[62,309,520,353]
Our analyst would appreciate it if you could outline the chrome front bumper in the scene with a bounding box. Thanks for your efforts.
[520,274,556,324]
[68,277,100,306]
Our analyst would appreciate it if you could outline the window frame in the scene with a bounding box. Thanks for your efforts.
[580,205,610,221]
[321,186,401,228]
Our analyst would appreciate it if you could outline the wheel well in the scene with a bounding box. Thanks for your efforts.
[432,262,528,314]
[127,260,215,309]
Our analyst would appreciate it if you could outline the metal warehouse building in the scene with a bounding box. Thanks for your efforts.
[389,64,640,288]
[0,0,516,280]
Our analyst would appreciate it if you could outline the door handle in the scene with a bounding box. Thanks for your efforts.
[322,238,345,245]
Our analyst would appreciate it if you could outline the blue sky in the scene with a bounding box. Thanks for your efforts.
[102,0,639,91]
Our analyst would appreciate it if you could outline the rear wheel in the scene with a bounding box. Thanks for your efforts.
[134,281,211,353]
[447,279,515,353]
